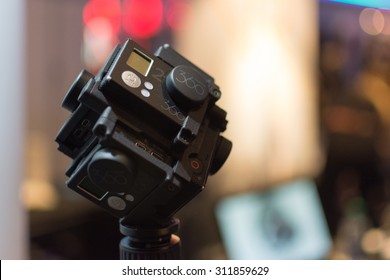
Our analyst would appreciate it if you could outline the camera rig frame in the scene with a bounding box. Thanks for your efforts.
[55,39,232,230]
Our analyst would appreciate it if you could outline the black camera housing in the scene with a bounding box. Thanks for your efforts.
[55,39,231,226]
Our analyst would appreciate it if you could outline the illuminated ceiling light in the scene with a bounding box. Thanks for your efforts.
[359,8,385,35]
[122,0,164,39]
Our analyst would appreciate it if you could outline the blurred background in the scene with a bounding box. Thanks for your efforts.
[1,0,390,260]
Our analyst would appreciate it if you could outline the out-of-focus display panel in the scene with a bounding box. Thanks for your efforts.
[215,180,331,260]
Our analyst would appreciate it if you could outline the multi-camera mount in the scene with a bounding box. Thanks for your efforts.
[55,39,231,259]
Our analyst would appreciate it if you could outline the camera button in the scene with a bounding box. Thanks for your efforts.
[190,158,203,172]
[125,194,135,202]
[122,71,141,88]
[107,196,126,211]
[144,81,154,90]
[141,89,151,97]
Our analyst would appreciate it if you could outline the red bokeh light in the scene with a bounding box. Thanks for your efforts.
[122,0,164,39]
[83,0,122,35]
[166,0,190,31]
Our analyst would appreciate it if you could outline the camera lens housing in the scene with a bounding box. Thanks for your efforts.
[55,39,232,226]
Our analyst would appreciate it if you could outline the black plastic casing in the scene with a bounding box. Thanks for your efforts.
[55,39,231,226]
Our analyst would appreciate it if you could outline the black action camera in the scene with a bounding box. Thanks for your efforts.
[56,39,232,227]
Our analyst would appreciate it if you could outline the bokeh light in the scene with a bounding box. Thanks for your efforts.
[83,0,121,35]
[359,8,385,35]
[361,228,386,255]
[122,0,164,39]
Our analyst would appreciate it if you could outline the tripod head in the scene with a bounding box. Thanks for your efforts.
[55,39,232,228]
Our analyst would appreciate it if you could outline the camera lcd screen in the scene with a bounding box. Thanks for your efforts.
[78,177,107,200]
[126,49,153,76]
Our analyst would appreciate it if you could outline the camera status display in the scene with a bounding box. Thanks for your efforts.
[126,49,153,76]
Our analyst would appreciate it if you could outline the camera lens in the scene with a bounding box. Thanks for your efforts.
[165,65,208,109]
[210,136,232,175]
[62,70,94,112]
[88,148,136,193]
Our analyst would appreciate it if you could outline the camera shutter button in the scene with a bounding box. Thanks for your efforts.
[165,65,208,108]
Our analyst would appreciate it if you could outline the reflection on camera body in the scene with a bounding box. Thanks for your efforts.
[56,39,231,226]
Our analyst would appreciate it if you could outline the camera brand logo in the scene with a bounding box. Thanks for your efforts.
[122,71,141,88]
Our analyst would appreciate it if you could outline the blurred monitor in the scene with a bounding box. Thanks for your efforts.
[215,179,331,259]
[323,0,390,9]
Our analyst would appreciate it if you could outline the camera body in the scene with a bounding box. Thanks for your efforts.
[56,39,231,226]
